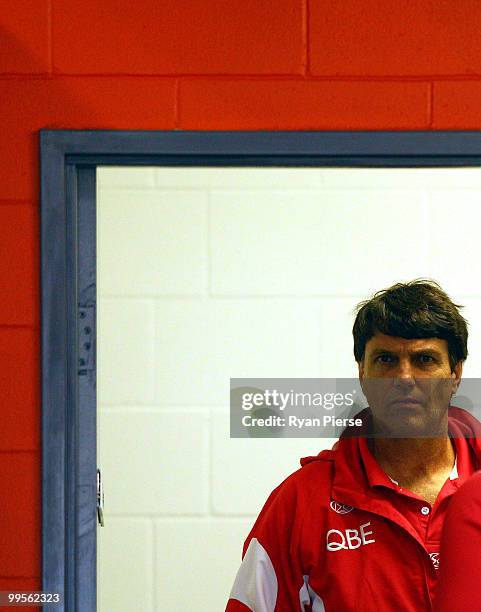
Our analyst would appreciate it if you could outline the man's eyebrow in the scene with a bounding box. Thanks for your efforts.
[370,348,396,356]
[409,348,444,357]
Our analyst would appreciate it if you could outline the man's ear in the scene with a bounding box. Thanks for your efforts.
[358,360,365,393]
[451,360,463,394]
[358,359,364,378]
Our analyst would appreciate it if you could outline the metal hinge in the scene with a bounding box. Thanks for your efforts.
[97,468,104,527]
[78,305,95,375]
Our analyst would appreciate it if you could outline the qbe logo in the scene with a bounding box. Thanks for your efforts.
[330,500,354,515]
[326,522,376,552]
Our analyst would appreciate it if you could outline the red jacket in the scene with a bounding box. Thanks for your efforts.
[433,469,481,611]
[226,407,481,612]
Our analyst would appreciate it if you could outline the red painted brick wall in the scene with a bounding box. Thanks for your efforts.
[0,0,478,601]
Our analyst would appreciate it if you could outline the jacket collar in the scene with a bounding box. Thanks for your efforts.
[331,406,481,491]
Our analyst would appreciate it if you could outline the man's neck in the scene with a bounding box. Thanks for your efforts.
[369,436,455,503]
[371,436,455,487]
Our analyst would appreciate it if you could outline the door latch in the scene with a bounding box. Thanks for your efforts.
[97,468,104,527]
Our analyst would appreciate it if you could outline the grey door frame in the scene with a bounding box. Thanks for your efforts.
[40,129,481,611]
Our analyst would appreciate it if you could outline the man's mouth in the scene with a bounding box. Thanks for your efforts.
[387,398,423,408]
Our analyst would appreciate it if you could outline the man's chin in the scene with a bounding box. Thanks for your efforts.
[373,415,443,438]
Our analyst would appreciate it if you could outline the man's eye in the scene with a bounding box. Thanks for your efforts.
[376,355,394,363]
[418,355,435,363]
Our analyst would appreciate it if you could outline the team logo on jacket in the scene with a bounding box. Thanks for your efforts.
[429,553,440,570]
[330,500,354,514]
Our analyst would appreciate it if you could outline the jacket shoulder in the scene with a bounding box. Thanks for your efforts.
[269,448,335,503]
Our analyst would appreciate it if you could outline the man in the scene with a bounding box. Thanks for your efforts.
[226,280,481,612]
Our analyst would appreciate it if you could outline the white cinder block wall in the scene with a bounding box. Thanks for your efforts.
[97,167,481,611]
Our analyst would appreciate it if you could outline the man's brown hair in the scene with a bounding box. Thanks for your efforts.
[353,279,468,371]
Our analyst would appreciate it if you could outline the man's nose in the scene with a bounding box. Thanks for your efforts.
[394,360,416,386]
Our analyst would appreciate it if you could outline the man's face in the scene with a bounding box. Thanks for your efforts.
[358,332,463,437]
